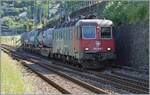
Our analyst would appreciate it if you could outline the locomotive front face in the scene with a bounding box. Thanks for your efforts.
[77,19,116,61]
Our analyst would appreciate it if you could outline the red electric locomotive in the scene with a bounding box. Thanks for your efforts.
[52,19,116,68]
[74,19,116,68]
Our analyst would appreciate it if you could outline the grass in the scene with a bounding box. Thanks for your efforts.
[0,36,21,46]
[1,51,33,94]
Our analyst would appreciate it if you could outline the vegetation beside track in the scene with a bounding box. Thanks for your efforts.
[1,51,33,94]
[0,36,21,46]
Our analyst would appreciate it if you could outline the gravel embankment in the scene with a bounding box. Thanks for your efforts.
[15,60,61,94]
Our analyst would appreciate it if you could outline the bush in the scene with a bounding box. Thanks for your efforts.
[103,1,149,25]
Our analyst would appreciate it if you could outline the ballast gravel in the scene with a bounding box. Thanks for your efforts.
[22,60,94,94]
[14,60,61,94]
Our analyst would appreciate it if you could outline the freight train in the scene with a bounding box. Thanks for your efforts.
[21,19,116,68]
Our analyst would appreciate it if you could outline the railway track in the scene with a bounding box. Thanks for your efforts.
[38,57,149,91]
[20,61,71,94]
[0,45,108,94]
[38,60,149,94]
[0,44,149,94]
[44,59,149,88]
[111,71,149,86]
[111,64,149,74]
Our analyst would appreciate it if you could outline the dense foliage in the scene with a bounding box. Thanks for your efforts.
[1,0,54,32]
[1,0,149,33]
[2,16,28,33]
[103,1,149,25]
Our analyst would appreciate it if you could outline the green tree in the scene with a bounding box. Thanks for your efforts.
[103,1,149,25]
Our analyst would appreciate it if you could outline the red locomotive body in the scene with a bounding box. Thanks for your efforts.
[75,19,116,65]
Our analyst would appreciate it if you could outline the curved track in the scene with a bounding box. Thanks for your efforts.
[0,44,149,94]
[0,44,107,94]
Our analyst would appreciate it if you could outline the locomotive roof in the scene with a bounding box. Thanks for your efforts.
[76,19,113,26]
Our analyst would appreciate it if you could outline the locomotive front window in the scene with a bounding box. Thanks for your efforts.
[101,27,112,39]
[82,26,96,39]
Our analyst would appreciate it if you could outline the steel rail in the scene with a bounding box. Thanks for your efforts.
[1,44,149,94]
[1,45,108,94]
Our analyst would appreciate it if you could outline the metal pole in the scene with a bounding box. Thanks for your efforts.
[48,0,49,19]
[34,0,36,29]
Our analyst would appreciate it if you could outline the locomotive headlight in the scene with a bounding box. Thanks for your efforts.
[85,48,89,51]
[107,48,111,51]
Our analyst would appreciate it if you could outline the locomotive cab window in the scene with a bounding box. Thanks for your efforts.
[82,26,96,39]
[101,27,112,39]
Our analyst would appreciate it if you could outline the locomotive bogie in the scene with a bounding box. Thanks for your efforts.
[81,52,116,61]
